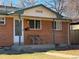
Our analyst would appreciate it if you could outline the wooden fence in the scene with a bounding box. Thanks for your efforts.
[70,30,79,45]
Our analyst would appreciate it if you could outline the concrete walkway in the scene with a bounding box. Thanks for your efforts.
[45,52,79,59]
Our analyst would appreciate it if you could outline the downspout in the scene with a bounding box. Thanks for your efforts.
[18,14,22,45]
[68,22,71,46]
[52,19,56,48]
[17,10,24,45]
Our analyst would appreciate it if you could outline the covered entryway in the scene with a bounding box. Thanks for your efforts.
[13,19,24,45]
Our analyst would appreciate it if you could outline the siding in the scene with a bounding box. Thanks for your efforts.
[23,6,56,18]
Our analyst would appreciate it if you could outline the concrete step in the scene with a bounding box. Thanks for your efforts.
[70,45,79,49]
[11,44,55,52]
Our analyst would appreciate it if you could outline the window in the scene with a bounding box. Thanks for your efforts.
[0,17,5,25]
[52,21,62,30]
[29,20,41,30]
[29,20,34,29]
[15,20,22,36]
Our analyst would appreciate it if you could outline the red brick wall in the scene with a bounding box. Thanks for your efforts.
[54,22,69,44]
[0,17,69,46]
[24,19,69,45]
[24,20,53,45]
[0,17,13,47]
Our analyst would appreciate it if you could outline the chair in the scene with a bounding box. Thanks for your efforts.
[30,35,42,45]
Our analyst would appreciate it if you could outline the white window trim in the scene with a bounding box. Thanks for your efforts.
[53,21,62,30]
[30,20,42,30]
[0,17,6,25]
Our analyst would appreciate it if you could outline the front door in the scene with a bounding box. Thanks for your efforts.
[14,20,24,45]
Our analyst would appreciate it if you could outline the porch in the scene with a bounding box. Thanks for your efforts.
[12,19,70,52]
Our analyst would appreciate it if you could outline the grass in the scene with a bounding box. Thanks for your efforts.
[0,52,68,59]
[49,50,79,56]
[0,50,78,59]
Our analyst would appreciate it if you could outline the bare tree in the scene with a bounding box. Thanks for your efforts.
[0,0,3,5]
[1,0,13,6]
[45,0,79,19]
[45,0,67,17]
[63,0,79,19]
[17,0,37,8]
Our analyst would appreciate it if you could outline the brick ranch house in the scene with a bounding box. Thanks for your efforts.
[0,4,70,48]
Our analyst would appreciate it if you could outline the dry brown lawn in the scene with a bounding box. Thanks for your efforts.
[49,50,79,56]
[0,50,79,59]
[0,52,68,59]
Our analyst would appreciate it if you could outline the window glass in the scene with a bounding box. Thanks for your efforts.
[29,20,34,29]
[15,20,22,36]
[0,17,5,25]
[36,20,40,29]
[29,20,41,29]
[52,21,62,30]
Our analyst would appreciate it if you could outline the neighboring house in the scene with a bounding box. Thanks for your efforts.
[0,5,20,14]
[0,4,70,48]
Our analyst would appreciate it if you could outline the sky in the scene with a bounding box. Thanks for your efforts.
[0,0,46,7]
[0,0,44,5]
